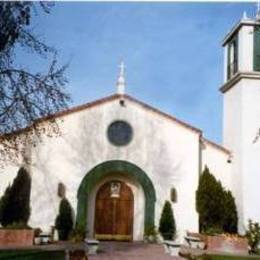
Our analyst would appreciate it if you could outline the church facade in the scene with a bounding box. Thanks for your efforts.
[1,14,260,241]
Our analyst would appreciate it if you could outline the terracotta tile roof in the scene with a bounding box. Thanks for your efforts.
[1,93,230,154]
[123,94,202,134]
[41,94,120,120]
[34,93,203,134]
[203,138,231,155]
[1,94,121,138]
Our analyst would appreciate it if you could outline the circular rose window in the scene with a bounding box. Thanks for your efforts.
[107,121,133,146]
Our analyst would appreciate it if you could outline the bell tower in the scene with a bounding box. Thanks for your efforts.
[221,12,260,232]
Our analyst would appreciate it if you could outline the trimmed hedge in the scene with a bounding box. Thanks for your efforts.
[159,200,176,240]
[55,198,74,240]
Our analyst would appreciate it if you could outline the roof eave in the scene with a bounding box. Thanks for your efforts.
[222,19,258,46]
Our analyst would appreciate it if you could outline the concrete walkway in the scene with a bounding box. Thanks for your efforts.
[0,241,184,259]
[89,241,183,260]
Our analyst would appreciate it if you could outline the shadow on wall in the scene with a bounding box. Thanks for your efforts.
[62,111,107,171]
[31,145,61,229]
[144,121,185,208]
[29,106,189,230]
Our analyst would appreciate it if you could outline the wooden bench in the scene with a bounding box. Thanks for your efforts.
[163,240,181,256]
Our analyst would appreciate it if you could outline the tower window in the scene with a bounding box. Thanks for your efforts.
[254,26,260,71]
[227,36,238,80]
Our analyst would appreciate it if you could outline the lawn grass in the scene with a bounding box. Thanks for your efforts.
[197,254,260,260]
[0,249,65,260]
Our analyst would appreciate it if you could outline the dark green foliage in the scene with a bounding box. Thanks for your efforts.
[198,254,260,260]
[196,166,238,234]
[223,191,238,233]
[159,200,176,240]
[246,219,260,254]
[196,166,224,232]
[0,250,65,260]
[144,224,157,237]
[0,185,11,226]
[55,198,74,240]
[69,228,86,242]
[4,222,31,229]
[0,167,31,227]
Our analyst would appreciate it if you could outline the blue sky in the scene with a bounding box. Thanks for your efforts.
[16,2,257,144]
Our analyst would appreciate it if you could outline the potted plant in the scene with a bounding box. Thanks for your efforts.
[0,222,34,246]
[0,168,33,246]
[144,225,158,243]
[246,219,260,254]
[159,201,180,256]
[70,228,86,243]
[159,201,176,241]
[34,228,42,245]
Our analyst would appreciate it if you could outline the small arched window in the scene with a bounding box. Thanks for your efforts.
[57,182,66,198]
[170,187,177,203]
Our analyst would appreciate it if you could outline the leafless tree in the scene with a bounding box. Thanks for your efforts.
[0,2,71,165]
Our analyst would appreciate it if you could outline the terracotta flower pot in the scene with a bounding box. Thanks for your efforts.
[0,229,34,246]
[205,235,248,254]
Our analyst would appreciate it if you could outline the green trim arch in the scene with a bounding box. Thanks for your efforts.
[76,160,156,235]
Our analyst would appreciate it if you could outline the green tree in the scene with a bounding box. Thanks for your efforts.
[159,200,176,240]
[0,167,31,227]
[55,198,74,240]
[196,166,238,234]
[196,166,225,233]
[0,185,11,226]
[223,190,238,233]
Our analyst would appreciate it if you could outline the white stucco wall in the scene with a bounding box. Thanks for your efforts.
[223,80,244,232]
[240,78,260,229]
[238,25,254,72]
[201,141,231,190]
[223,76,260,233]
[0,165,19,197]
[0,96,202,241]
[0,141,25,199]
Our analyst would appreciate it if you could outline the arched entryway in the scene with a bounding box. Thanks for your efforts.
[95,180,134,241]
[76,160,156,240]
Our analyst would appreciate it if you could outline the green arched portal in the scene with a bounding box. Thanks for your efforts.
[76,160,156,235]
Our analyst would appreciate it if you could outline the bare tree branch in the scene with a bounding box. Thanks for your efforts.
[0,2,71,165]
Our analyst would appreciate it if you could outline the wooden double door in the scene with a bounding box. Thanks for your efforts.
[94,180,134,241]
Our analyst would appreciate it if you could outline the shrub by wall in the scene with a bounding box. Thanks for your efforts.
[55,198,74,240]
[0,167,31,227]
[196,166,238,234]
[159,200,176,240]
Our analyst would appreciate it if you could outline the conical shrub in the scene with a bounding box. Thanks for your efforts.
[159,200,176,240]
[55,198,74,240]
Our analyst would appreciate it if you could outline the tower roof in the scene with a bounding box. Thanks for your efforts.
[222,16,260,46]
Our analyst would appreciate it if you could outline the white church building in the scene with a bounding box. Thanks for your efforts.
[1,14,260,241]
